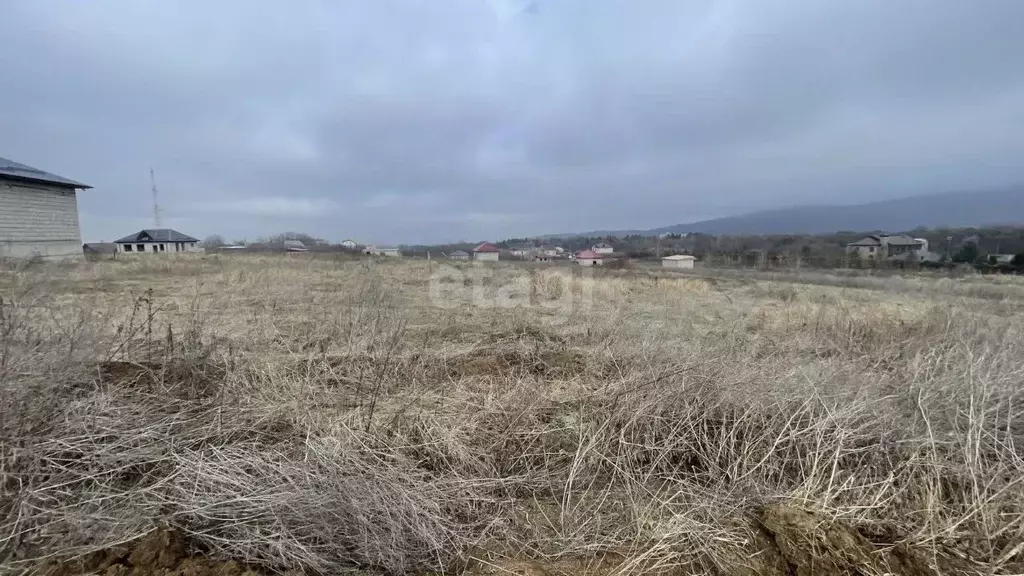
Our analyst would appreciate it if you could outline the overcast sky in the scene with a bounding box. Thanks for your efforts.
[3,1,1024,244]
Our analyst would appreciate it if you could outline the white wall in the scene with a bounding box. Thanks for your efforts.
[0,181,83,260]
[118,241,203,254]
[577,257,602,266]
[474,251,499,261]
[662,259,694,269]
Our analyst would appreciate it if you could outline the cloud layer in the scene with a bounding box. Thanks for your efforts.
[3,0,1024,243]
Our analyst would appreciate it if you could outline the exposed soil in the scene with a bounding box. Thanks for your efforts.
[33,508,1004,576]
[35,530,268,576]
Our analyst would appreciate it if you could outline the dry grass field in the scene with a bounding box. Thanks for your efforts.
[2,255,1023,575]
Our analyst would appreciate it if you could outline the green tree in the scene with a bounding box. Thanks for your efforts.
[955,243,979,263]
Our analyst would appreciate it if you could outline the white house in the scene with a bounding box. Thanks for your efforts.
[0,156,90,260]
[575,249,606,266]
[662,254,696,269]
[473,242,500,261]
[449,249,470,260]
[284,239,308,252]
[114,229,202,254]
[367,246,401,257]
[591,242,614,255]
[340,239,358,250]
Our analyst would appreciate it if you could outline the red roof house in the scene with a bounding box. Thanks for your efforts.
[472,242,500,261]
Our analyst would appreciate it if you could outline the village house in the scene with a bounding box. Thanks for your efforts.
[536,245,560,258]
[845,234,927,260]
[575,249,606,266]
[591,242,614,255]
[340,239,358,250]
[507,244,533,257]
[114,229,201,254]
[448,249,470,260]
[662,254,697,269]
[82,242,117,261]
[473,242,500,261]
[1,156,91,260]
[364,245,401,257]
[284,239,308,252]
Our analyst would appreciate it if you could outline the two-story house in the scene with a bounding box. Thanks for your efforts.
[845,234,927,260]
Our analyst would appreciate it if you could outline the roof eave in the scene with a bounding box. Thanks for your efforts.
[0,174,92,189]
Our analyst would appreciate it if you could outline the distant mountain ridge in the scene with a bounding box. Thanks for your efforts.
[557,187,1024,237]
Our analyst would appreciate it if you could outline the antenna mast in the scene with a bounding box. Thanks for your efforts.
[150,168,162,228]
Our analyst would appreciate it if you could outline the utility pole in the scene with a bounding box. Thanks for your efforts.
[150,168,162,228]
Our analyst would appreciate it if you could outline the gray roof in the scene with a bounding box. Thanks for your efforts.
[847,236,882,247]
[82,242,117,254]
[114,229,199,243]
[0,156,91,189]
[882,234,923,246]
[449,250,470,256]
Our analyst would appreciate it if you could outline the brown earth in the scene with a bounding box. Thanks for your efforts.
[34,529,271,576]
[35,507,1003,576]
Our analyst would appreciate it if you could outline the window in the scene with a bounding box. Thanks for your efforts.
[124,245,132,252]
[159,244,165,252]
[868,246,875,253]
[175,242,180,252]
[151,245,158,252]
[137,244,145,251]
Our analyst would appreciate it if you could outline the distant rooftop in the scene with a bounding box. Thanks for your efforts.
[473,242,500,253]
[114,229,199,243]
[0,156,91,189]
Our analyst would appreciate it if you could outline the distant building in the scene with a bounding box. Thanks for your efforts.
[536,245,560,257]
[82,242,117,261]
[845,234,926,260]
[1,156,91,260]
[473,242,500,261]
[340,239,358,250]
[591,242,614,255]
[508,244,533,257]
[662,254,697,269]
[114,229,201,254]
[284,239,308,252]
[575,249,606,266]
[449,249,470,260]
[376,246,402,257]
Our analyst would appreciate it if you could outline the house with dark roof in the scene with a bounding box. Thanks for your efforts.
[845,234,927,260]
[113,229,201,254]
[1,156,91,260]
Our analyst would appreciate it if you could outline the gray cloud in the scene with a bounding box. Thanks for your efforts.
[3,0,1024,243]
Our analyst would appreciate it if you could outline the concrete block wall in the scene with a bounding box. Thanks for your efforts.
[0,181,83,260]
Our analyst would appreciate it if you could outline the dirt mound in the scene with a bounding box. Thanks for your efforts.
[758,505,982,576]
[36,529,268,576]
